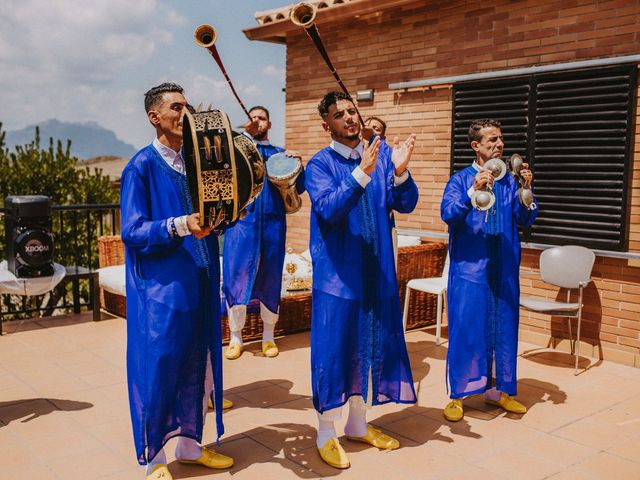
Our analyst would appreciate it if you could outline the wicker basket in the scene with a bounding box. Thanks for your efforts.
[221,291,312,345]
[97,235,127,318]
[396,242,447,330]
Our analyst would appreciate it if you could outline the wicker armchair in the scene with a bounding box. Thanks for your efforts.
[96,236,446,337]
[96,235,312,343]
[97,235,127,318]
[396,242,448,330]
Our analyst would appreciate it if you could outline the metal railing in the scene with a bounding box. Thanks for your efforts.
[0,203,120,323]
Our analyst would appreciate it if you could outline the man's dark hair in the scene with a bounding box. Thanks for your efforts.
[468,118,502,143]
[144,82,184,113]
[318,91,354,117]
[249,105,270,120]
[364,116,387,136]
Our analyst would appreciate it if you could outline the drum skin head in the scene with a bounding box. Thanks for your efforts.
[266,152,303,214]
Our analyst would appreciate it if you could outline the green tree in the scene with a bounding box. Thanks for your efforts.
[0,122,119,318]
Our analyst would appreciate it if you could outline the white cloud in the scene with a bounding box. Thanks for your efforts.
[243,84,262,97]
[0,0,288,151]
[0,0,168,79]
[262,64,285,81]
[0,0,185,148]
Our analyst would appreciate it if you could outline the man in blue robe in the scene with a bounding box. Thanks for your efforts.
[440,118,537,422]
[222,105,305,360]
[306,91,418,469]
[121,83,235,480]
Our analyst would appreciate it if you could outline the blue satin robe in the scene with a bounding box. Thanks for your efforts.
[306,145,418,413]
[441,165,537,398]
[222,143,305,314]
[120,145,223,464]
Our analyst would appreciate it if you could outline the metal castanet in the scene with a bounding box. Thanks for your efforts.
[470,157,507,211]
[507,153,536,210]
[290,2,365,127]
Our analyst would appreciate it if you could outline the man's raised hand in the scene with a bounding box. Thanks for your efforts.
[391,134,416,176]
[359,135,380,176]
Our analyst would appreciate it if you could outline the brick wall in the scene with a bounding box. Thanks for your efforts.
[278,0,640,366]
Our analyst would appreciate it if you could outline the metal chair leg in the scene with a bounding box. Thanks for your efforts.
[574,286,585,375]
[566,289,574,355]
[402,285,411,331]
[435,292,442,346]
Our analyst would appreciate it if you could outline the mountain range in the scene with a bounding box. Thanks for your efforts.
[4,119,137,160]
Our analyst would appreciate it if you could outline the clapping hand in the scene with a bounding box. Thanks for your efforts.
[359,136,380,176]
[391,134,416,176]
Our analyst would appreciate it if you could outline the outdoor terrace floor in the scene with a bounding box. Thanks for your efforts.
[1,312,639,480]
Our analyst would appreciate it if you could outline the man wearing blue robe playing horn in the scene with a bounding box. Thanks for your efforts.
[305,91,419,469]
[222,105,305,360]
[121,83,245,480]
[440,118,537,422]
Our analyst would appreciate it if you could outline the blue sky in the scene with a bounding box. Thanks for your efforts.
[0,0,290,150]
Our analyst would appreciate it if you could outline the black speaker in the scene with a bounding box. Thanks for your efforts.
[4,195,55,278]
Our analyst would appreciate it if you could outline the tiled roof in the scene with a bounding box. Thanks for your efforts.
[254,0,357,25]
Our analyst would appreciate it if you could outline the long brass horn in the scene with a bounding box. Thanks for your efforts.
[290,2,365,127]
[290,2,316,27]
[194,24,251,120]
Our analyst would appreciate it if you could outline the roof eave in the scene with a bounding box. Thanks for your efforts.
[243,0,421,44]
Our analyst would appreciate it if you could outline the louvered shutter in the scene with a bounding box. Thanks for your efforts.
[531,66,636,250]
[450,65,636,251]
[451,78,530,174]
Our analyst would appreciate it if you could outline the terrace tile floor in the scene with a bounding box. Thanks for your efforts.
[1,312,639,479]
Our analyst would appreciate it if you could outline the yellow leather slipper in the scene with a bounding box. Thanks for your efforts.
[146,465,173,480]
[177,447,234,469]
[318,438,350,469]
[346,424,399,450]
[224,343,243,360]
[262,340,279,358]
[207,398,234,410]
[485,393,527,414]
[443,399,464,422]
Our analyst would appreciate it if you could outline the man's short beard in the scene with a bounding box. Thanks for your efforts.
[254,130,268,140]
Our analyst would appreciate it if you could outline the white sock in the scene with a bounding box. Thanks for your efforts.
[344,396,368,437]
[229,330,243,346]
[146,448,167,474]
[484,387,502,401]
[316,408,341,449]
[175,437,202,461]
[317,418,338,449]
[260,303,278,343]
[227,303,246,346]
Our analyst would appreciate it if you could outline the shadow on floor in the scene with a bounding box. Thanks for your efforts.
[520,348,603,375]
[223,379,313,411]
[372,404,481,444]
[170,422,329,479]
[0,398,93,426]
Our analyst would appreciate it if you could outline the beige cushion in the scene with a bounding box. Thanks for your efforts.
[97,264,126,296]
[397,235,421,247]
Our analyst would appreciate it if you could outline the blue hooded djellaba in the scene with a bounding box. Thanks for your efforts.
[222,143,305,314]
[120,145,224,465]
[306,141,418,413]
[441,164,537,399]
